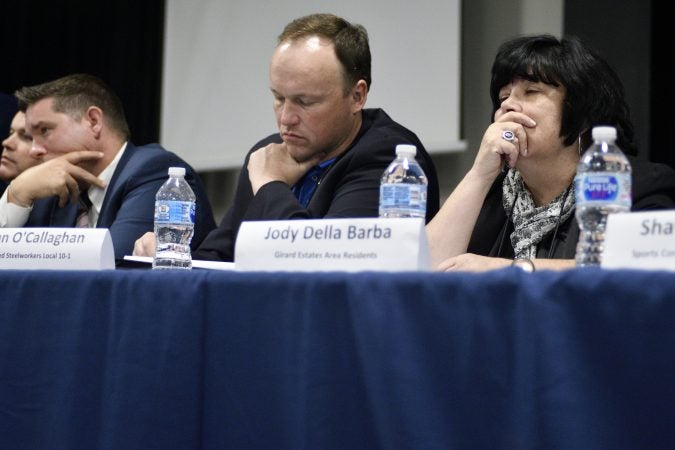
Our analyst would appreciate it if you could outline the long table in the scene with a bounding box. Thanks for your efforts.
[1,268,673,449]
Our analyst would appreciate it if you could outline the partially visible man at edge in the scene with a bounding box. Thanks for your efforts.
[134,13,440,262]
[1,111,42,189]
[1,73,216,260]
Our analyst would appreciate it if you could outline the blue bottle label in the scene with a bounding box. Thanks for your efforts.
[582,175,619,200]
[155,200,195,225]
[380,184,427,212]
[575,172,631,207]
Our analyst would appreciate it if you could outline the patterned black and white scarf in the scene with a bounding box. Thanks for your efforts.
[502,169,575,259]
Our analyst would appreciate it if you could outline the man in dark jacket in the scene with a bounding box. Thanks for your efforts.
[134,13,439,262]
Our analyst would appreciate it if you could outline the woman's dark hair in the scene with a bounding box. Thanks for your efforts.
[489,34,636,154]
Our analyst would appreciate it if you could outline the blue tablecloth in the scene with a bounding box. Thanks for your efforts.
[0,268,673,449]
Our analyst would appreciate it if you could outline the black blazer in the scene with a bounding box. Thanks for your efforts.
[194,108,440,262]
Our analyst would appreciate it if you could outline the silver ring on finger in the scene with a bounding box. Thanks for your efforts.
[501,130,515,142]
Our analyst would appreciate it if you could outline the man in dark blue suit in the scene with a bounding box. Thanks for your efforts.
[1,74,215,260]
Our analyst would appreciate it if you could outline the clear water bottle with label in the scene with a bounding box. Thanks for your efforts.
[379,144,428,219]
[153,167,196,269]
[574,126,632,266]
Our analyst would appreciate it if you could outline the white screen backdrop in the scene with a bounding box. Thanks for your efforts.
[162,0,463,171]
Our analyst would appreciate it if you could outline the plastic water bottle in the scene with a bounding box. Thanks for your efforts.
[574,126,632,266]
[379,144,428,218]
[153,167,196,269]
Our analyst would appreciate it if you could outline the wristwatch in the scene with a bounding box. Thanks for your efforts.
[512,258,535,272]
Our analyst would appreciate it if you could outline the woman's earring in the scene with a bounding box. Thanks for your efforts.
[578,135,582,156]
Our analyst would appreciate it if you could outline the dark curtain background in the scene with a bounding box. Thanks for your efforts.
[565,0,674,169]
[1,0,672,168]
[0,0,165,145]
[650,1,675,169]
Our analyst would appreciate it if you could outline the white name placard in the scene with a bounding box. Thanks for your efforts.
[0,228,115,270]
[235,218,430,272]
[602,211,675,271]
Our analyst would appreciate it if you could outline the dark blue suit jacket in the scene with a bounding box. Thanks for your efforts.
[25,142,216,261]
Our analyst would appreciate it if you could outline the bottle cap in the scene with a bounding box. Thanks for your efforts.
[592,126,617,141]
[395,144,417,158]
[168,167,186,177]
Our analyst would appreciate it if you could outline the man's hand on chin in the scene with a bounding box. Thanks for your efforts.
[247,142,323,194]
[8,151,106,208]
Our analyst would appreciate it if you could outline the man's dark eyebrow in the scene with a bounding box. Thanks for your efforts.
[28,120,49,131]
